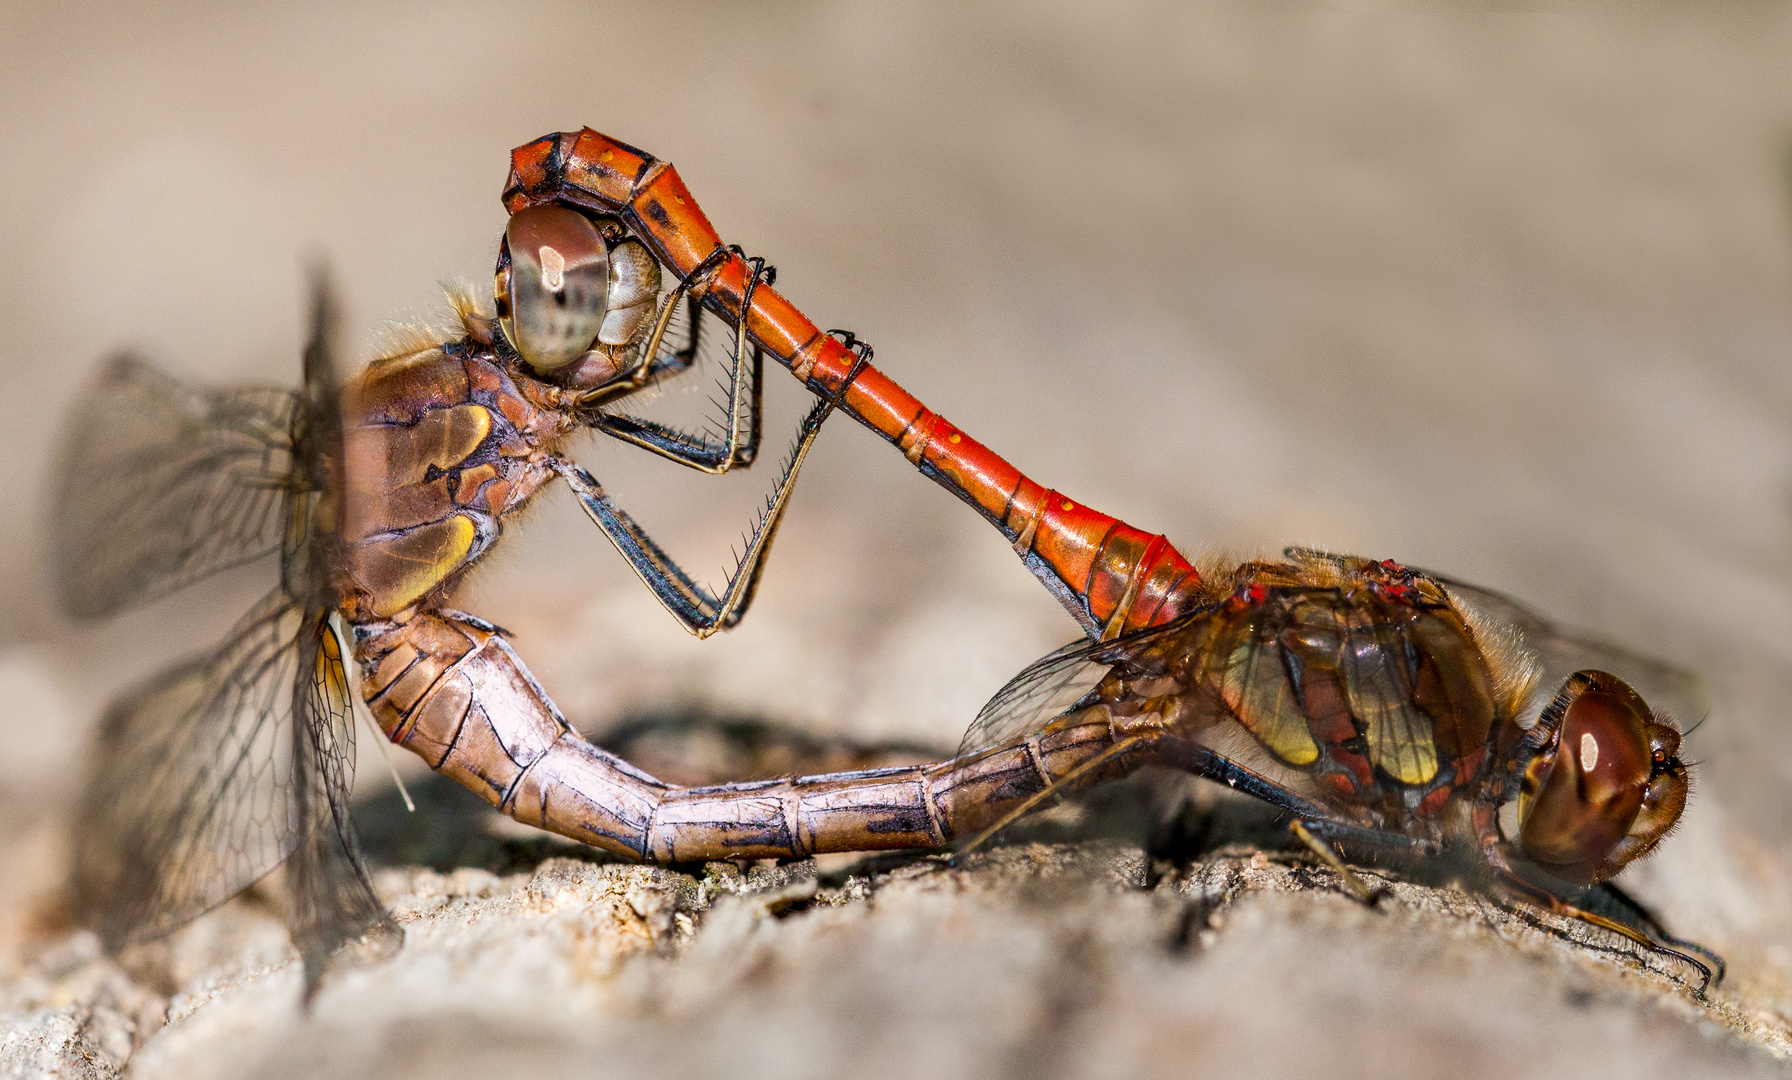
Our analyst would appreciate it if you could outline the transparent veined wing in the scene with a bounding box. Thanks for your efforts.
[73,275,396,991]
[952,596,1345,841]
[52,356,298,619]
[956,637,1122,757]
[955,604,1239,758]
[1432,574,1710,731]
[584,282,758,463]
[71,593,396,986]
[73,590,309,946]
[287,616,398,995]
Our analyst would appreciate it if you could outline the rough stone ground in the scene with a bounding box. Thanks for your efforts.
[6,5,1792,1079]
[1,796,1788,1080]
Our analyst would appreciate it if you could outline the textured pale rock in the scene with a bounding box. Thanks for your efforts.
[2,828,1786,1080]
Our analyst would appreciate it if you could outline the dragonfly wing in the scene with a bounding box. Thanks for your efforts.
[956,637,1121,757]
[286,616,398,995]
[1435,575,1710,730]
[72,593,397,975]
[957,605,1241,758]
[52,355,299,619]
[1338,614,1440,786]
[74,274,394,977]
[283,271,399,991]
[73,590,308,947]
[1219,613,1320,768]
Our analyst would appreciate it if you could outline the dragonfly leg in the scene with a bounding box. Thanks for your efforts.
[586,252,776,473]
[1153,737,1340,821]
[508,129,1207,637]
[570,243,731,409]
[1591,881,1726,986]
[1289,820,1385,905]
[547,385,836,638]
[1154,736,1441,871]
[1491,867,1716,994]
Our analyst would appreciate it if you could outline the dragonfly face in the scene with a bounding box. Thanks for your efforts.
[494,203,663,389]
[1514,670,1689,884]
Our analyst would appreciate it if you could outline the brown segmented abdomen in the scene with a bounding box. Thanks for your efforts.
[358,611,665,853]
[353,610,1148,861]
[338,348,561,618]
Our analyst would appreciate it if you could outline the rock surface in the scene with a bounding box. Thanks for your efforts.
[2,826,1787,1080]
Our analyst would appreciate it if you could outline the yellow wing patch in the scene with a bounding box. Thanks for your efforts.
[1221,638,1320,768]
[1342,639,1439,785]
[315,617,353,717]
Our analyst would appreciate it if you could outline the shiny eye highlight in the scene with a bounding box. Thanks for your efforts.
[495,205,610,372]
[1514,670,1687,884]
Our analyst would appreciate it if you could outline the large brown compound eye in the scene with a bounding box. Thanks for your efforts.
[495,205,609,372]
[1515,671,1685,884]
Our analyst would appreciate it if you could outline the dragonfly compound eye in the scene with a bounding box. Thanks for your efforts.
[496,205,610,373]
[1515,670,1686,883]
[596,239,661,349]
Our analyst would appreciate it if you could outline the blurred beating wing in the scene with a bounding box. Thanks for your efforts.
[71,595,395,985]
[285,273,398,992]
[1432,574,1710,730]
[74,276,396,991]
[52,355,299,619]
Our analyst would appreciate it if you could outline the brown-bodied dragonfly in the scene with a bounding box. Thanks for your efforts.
[55,128,1720,996]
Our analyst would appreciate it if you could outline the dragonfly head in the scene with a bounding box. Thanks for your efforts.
[494,205,661,387]
[1513,670,1688,884]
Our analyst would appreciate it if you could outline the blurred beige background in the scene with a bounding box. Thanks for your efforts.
[5,3,1792,1077]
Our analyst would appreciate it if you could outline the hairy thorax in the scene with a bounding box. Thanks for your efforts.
[336,341,570,619]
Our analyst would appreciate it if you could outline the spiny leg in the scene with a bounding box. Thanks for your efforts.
[1155,738,1368,829]
[589,249,777,473]
[826,328,874,376]
[1154,737,1438,892]
[1492,867,1715,994]
[549,361,859,638]
[1590,881,1726,985]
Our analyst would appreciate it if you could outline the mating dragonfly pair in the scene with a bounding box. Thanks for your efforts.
[55,128,1721,996]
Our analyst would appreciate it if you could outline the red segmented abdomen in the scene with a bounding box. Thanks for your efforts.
[503,128,1199,637]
